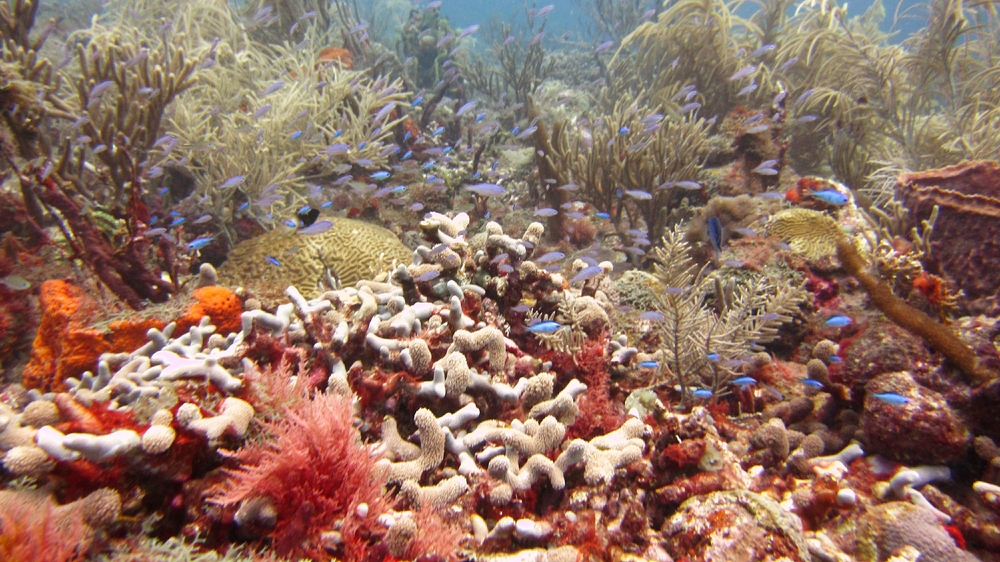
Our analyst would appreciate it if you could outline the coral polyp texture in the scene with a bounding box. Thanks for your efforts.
[217,218,413,299]
[4,0,1000,559]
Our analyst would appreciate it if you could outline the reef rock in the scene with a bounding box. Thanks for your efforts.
[856,501,979,562]
[895,160,1000,313]
[661,489,811,561]
[861,371,970,465]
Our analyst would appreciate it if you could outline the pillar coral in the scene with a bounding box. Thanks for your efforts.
[895,160,1000,312]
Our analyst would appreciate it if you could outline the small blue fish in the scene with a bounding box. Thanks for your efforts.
[464,183,506,197]
[371,171,390,180]
[298,220,334,235]
[193,214,213,224]
[596,212,611,219]
[825,315,852,327]
[259,81,286,97]
[828,355,842,363]
[872,392,909,405]
[729,65,757,81]
[618,126,629,135]
[571,265,604,283]
[535,251,565,263]
[624,190,653,200]
[675,180,701,190]
[284,220,298,228]
[265,256,281,267]
[169,217,186,227]
[432,126,445,135]
[638,311,665,321]
[707,216,723,254]
[802,379,824,389]
[220,175,245,189]
[415,270,440,282]
[692,389,714,399]
[528,321,563,334]
[534,208,558,217]
[412,96,424,106]
[638,361,659,369]
[187,237,214,251]
[289,131,303,140]
[706,353,720,362]
[456,100,477,116]
[595,40,614,52]
[731,377,757,386]
[422,160,436,170]
[751,43,777,57]
[808,190,849,206]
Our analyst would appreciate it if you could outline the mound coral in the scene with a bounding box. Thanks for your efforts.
[218,219,412,299]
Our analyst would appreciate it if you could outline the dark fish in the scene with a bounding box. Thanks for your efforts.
[707,216,723,254]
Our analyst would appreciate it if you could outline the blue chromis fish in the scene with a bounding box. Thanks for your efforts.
[707,216,723,254]
[371,171,391,180]
[186,237,214,251]
[731,376,757,386]
[825,315,852,327]
[527,321,563,334]
[872,392,909,405]
[802,379,824,389]
[692,388,714,399]
[808,189,849,206]
[464,183,506,197]
[638,361,659,369]
[297,220,334,235]
[265,256,281,267]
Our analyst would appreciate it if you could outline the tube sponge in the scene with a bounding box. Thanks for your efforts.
[836,238,987,384]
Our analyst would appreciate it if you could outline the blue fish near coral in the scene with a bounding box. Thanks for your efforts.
[808,189,849,206]
[802,379,824,389]
[731,377,757,386]
[638,361,659,369]
[872,392,909,405]
[527,321,562,334]
[825,315,852,327]
[691,389,714,399]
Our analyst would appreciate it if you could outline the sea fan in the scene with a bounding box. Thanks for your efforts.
[210,392,390,560]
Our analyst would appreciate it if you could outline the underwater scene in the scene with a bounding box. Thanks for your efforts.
[2,0,1000,559]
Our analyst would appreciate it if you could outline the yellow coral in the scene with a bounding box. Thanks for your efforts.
[218,219,411,298]
[768,208,843,259]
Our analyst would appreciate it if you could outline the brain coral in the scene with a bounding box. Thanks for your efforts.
[768,208,843,259]
[218,219,412,298]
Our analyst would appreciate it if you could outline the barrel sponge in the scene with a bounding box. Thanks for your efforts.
[218,218,412,298]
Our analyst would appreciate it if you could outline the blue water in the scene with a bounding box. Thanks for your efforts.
[436,0,929,46]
